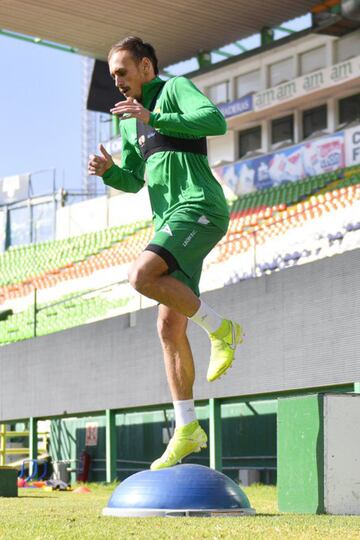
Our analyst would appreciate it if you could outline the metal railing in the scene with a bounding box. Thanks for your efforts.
[0,424,48,466]
[32,278,131,337]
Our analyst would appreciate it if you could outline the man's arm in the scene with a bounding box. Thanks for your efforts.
[149,77,227,137]
[109,77,227,138]
[88,123,145,193]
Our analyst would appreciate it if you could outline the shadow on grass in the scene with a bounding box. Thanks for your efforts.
[18,495,57,498]
[253,513,282,517]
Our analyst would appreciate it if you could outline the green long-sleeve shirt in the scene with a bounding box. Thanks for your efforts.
[102,76,229,233]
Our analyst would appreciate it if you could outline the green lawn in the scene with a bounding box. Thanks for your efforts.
[1,483,360,540]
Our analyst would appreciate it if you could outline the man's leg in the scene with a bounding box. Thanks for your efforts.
[129,250,243,382]
[150,305,207,470]
[128,250,200,317]
[157,305,194,400]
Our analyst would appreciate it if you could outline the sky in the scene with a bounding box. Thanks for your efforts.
[0,35,83,192]
[0,14,310,196]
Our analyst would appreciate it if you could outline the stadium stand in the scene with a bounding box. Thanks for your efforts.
[0,290,131,343]
[207,167,360,284]
[0,220,151,287]
[0,166,359,345]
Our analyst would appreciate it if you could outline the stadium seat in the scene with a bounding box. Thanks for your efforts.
[0,168,359,345]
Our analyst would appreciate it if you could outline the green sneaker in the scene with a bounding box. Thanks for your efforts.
[150,420,207,471]
[207,319,244,382]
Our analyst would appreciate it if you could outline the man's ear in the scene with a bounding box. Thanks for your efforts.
[142,57,152,74]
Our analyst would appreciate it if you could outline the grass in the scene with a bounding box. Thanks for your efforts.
[1,483,360,540]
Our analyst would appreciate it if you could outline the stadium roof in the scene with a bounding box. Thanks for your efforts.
[0,0,321,67]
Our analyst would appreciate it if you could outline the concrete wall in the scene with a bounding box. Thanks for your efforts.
[0,249,359,421]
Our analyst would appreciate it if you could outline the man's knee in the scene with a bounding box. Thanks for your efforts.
[128,252,167,294]
[128,262,159,294]
[157,312,187,345]
[128,264,147,293]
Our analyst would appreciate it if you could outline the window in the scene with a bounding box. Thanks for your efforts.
[31,202,55,243]
[303,104,327,139]
[336,32,360,63]
[239,126,262,159]
[0,211,5,251]
[271,115,294,145]
[300,46,326,75]
[339,93,360,125]
[206,81,229,104]
[236,70,261,98]
[9,206,30,247]
[269,57,293,87]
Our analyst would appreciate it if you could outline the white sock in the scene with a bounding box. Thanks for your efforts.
[173,399,196,428]
[190,300,223,334]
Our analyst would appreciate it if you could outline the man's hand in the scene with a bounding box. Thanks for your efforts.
[88,144,114,177]
[110,97,151,124]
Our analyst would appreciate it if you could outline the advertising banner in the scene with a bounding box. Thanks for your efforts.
[214,132,345,195]
[218,95,253,118]
[345,125,360,167]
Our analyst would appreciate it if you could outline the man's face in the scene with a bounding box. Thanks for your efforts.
[109,50,147,100]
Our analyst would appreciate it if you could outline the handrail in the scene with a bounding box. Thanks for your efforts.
[36,279,129,313]
[0,425,48,466]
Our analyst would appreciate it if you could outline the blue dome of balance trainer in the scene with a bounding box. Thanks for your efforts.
[103,464,254,517]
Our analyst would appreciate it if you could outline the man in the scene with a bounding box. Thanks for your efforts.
[88,36,243,470]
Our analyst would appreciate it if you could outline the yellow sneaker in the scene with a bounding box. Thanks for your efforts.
[150,420,207,471]
[207,319,244,382]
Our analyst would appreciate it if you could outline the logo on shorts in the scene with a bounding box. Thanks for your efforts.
[182,230,197,247]
[198,215,210,225]
[160,224,173,236]
[138,135,146,147]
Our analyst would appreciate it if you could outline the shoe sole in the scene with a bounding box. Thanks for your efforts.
[207,323,244,382]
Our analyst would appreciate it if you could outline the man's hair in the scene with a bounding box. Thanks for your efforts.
[108,36,159,75]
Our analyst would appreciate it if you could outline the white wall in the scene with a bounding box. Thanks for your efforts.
[208,131,236,166]
[56,196,108,239]
[324,394,360,515]
[56,189,152,240]
[192,31,360,162]
[108,188,152,227]
[193,33,336,98]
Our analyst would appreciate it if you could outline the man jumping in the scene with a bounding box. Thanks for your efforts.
[88,36,243,470]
